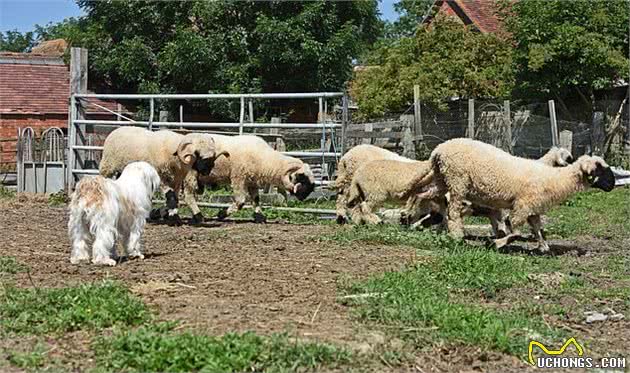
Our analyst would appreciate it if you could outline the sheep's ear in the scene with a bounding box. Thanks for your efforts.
[176,141,195,166]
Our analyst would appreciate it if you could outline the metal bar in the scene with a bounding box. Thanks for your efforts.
[154,200,336,215]
[149,98,155,130]
[413,85,423,140]
[75,92,344,99]
[69,145,340,159]
[179,105,184,123]
[319,97,325,184]
[73,119,342,129]
[248,100,254,123]
[80,99,136,123]
[72,169,99,175]
[72,145,104,151]
[239,96,245,135]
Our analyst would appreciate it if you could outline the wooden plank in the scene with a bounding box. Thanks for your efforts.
[413,85,423,140]
[347,131,405,139]
[346,122,404,131]
[361,122,373,144]
[548,100,559,146]
[468,98,475,139]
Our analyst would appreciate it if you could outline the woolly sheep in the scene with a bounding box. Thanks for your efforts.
[345,159,441,225]
[187,134,315,223]
[99,127,228,225]
[334,144,413,224]
[466,145,575,236]
[424,138,615,251]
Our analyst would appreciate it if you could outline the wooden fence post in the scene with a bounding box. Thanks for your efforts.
[503,100,512,152]
[591,111,605,155]
[467,98,475,139]
[559,130,573,152]
[159,110,168,123]
[270,117,284,151]
[548,100,559,146]
[401,114,416,159]
[413,85,423,141]
[362,122,373,145]
[68,47,88,190]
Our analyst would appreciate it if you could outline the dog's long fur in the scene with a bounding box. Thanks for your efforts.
[68,161,160,266]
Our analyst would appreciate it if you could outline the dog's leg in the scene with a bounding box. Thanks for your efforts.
[125,218,145,260]
[92,225,117,266]
[69,211,91,264]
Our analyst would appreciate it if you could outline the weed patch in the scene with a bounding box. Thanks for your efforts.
[0,281,150,335]
[0,256,26,275]
[94,323,351,372]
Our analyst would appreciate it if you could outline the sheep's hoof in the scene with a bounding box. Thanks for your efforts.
[167,214,183,226]
[400,214,411,226]
[217,208,228,221]
[191,213,204,225]
[494,236,509,249]
[336,215,347,225]
[253,212,267,224]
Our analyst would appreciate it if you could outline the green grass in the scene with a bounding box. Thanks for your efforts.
[342,243,561,356]
[0,185,15,199]
[0,256,26,275]
[93,323,351,373]
[0,281,150,335]
[6,345,48,370]
[319,224,472,251]
[545,187,630,239]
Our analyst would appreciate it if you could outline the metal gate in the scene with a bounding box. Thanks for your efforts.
[17,127,67,193]
[67,92,349,214]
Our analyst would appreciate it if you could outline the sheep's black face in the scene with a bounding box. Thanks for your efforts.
[588,164,615,192]
[292,173,315,201]
[565,155,574,164]
[193,154,214,176]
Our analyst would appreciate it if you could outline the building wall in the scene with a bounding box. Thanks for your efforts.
[0,113,67,167]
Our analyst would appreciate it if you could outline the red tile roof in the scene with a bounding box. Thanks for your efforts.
[425,0,503,34]
[0,53,127,116]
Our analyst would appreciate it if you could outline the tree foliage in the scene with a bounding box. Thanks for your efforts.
[40,0,380,98]
[351,16,514,118]
[500,0,629,104]
[0,30,35,52]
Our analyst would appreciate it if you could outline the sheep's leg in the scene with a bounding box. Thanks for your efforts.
[183,171,203,225]
[489,209,510,238]
[360,199,383,225]
[335,190,348,225]
[527,215,550,253]
[219,181,247,220]
[446,197,465,239]
[494,208,528,249]
[249,187,266,224]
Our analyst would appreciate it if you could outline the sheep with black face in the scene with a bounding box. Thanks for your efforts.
[99,127,228,225]
[186,134,315,223]
[420,138,615,252]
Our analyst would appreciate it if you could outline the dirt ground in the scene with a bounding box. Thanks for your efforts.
[1,200,628,373]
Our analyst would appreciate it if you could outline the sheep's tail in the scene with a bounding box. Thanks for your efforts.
[346,179,365,208]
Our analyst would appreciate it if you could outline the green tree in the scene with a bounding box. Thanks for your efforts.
[351,16,514,119]
[383,0,433,40]
[39,0,380,102]
[0,30,35,52]
[500,0,629,110]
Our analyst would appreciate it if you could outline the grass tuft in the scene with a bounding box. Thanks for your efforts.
[0,281,150,335]
[0,256,27,275]
[93,323,351,372]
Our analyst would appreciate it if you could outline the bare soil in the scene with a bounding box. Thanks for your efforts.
[1,200,628,373]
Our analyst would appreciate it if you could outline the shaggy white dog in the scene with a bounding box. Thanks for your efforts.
[68,161,160,266]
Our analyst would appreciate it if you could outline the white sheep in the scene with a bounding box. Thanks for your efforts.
[423,138,615,251]
[100,127,228,225]
[345,159,442,226]
[186,134,315,223]
[334,144,413,224]
[465,145,575,237]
